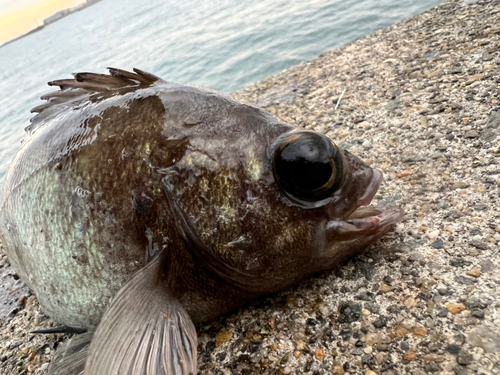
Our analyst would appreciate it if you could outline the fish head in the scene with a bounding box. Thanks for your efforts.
[157,89,403,294]
[267,130,404,271]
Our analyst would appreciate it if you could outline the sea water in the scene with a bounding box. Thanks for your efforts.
[0,0,444,185]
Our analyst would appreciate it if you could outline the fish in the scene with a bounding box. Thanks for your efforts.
[0,68,404,375]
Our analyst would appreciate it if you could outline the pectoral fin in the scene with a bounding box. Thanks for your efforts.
[83,253,197,375]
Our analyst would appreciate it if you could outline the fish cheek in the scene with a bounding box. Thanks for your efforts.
[162,161,245,252]
[245,196,327,283]
[160,158,278,288]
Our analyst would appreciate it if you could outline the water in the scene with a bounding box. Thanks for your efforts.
[0,0,444,185]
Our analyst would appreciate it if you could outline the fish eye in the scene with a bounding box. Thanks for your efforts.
[272,131,346,205]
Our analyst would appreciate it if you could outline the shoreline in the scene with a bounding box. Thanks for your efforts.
[0,26,45,49]
[1,0,500,373]
[0,0,102,50]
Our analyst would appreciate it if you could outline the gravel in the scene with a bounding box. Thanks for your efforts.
[1,0,500,373]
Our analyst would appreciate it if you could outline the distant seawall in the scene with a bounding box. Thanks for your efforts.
[0,0,103,49]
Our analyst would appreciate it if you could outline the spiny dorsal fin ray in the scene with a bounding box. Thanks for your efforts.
[27,67,162,132]
[46,67,160,91]
[109,67,161,84]
[39,88,88,101]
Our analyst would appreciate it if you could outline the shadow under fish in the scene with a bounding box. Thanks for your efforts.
[0,68,404,374]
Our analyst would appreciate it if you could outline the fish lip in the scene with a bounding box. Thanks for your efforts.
[338,168,383,221]
[357,169,383,207]
[325,169,404,239]
[325,204,404,240]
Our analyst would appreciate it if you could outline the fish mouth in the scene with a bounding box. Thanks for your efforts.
[325,169,404,240]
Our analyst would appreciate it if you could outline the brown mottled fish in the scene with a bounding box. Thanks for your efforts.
[0,68,403,374]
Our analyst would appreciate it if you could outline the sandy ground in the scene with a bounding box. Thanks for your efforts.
[1,0,500,373]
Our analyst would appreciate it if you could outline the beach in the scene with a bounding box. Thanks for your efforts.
[1,0,499,373]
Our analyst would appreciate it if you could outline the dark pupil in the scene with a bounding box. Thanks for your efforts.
[279,145,333,191]
[274,133,340,201]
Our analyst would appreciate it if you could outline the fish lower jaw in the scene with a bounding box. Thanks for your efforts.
[325,204,404,241]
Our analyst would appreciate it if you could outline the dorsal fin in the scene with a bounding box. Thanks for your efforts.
[27,68,162,132]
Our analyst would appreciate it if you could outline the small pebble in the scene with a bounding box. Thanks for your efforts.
[468,248,480,256]
[423,354,439,362]
[472,310,484,319]
[215,331,232,347]
[457,349,472,365]
[446,344,460,354]
[447,304,466,314]
[380,283,391,293]
[395,326,408,336]
[464,130,479,138]
[404,297,417,308]
[427,230,440,240]
[315,349,325,361]
[466,268,481,277]
[332,363,344,374]
[431,239,444,249]
[413,327,428,337]
[404,350,417,361]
